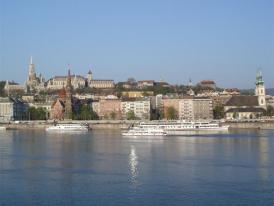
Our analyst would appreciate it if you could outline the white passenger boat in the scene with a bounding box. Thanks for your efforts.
[46,124,89,132]
[122,127,167,136]
[0,126,6,130]
[138,120,229,135]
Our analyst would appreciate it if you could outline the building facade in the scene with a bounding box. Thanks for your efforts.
[95,99,122,119]
[121,98,151,120]
[47,75,86,90]
[0,97,28,122]
[88,80,115,89]
[179,97,213,120]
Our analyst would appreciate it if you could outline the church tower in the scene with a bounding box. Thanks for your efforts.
[255,70,266,108]
[64,69,73,119]
[87,70,93,83]
[28,56,36,82]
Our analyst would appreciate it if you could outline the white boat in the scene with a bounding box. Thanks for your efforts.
[0,126,6,130]
[46,124,89,132]
[138,120,229,135]
[122,127,167,136]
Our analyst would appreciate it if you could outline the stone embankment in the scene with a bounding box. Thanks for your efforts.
[224,121,274,130]
[1,120,274,130]
[2,120,136,130]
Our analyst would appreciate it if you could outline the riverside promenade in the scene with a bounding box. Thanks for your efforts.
[1,120,274,130]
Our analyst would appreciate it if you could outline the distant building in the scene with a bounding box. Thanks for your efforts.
[0,97,28,122]
[88,80,115,89]
[199,80,216,90]
[121,91,153,98]
[137,80,155,88]
[4,81,25,94]
[222,88,240,95]
[47,75,86,90]
[266,95,274,108]
[121,98,151,120]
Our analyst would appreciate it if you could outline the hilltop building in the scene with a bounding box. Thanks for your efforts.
[47,69,114,90]
[199,80,216,90]
[47,74,86,90]
[26,57,46,92]
[4,81,25,94]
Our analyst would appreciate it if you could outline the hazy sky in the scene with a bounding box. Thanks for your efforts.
[0,0,273,88]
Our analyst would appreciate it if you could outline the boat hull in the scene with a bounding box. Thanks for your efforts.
[46,124,88,132]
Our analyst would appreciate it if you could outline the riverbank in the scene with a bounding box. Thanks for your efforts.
[1,120,134,130]
[1,120,274,130]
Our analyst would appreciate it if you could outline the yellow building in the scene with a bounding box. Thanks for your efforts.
[121,91,154,98]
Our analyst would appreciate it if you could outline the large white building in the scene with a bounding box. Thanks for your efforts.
[121,98,151,120]
[47,70,114,90]
[0,97,28,122]
[47,75,86,90]
[88,80,115,89]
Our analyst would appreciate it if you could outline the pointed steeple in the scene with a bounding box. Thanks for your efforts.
[30,56,33,64]
[67,69,72,88]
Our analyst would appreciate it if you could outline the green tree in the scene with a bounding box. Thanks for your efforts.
[73,105,99,120]
[27,107,47,120]
[126,110,136,120]
[233,112,238,119]
[213,105,225,119]
[0,81,6,97]
[266,105,274,117]
[166,106,178,120]
[110,111,117,120]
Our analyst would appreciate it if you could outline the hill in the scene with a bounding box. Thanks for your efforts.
[266,88,274,96]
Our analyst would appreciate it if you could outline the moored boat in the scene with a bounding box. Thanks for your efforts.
[138,120,229,135]
[0,126,6,130]
[122,127,167,136]
[46,124,89,132]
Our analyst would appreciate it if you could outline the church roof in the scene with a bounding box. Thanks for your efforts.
[225,96,259,107]
[58,88,67,98]
[226,107,266,113]
[51,99,65,108]
[51,75,86,81]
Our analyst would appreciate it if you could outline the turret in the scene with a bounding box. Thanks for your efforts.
[255,70,266,108]
[87,69,93,82]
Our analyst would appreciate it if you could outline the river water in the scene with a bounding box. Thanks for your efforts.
[0,129,274,206]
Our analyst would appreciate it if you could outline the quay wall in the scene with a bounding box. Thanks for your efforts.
[224,122,274,130]
[2,120,274,130]
[2,120,135,130]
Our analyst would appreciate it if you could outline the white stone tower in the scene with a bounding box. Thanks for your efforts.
[255,70,266,108]
[28,56,36,81]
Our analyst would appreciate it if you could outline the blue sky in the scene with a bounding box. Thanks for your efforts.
[0,0,273,88]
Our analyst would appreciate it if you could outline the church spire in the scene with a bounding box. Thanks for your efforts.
[30,56,33,64]
[67,69,72,88]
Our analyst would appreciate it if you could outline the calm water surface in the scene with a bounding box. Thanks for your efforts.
[0,129,274,206]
